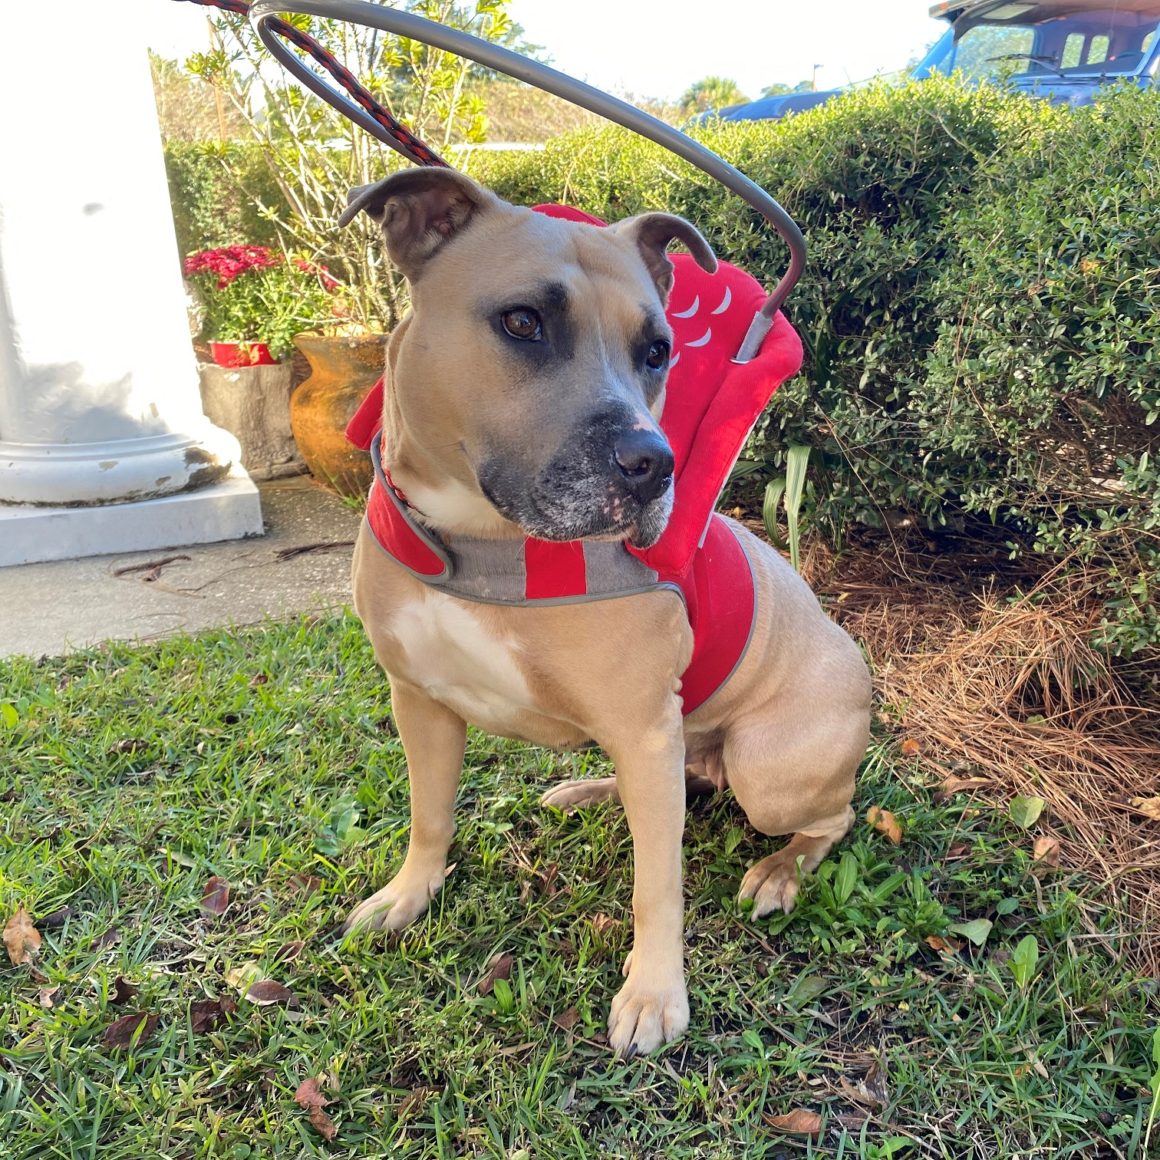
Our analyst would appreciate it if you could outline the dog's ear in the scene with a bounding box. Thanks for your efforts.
[339,168,495,279]
[610,213,718,303]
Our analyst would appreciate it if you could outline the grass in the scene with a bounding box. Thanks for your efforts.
[1,612,1157,1158]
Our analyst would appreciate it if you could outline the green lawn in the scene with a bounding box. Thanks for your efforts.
[1,613,1157,1158]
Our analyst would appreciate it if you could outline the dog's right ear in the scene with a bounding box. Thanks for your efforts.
[339,168,495,280]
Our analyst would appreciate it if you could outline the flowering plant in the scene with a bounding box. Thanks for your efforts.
[184,244,343,362]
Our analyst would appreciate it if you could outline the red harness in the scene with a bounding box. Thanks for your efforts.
[346,206,803,714]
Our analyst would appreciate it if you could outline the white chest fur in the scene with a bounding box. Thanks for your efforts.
[384,591,533,730]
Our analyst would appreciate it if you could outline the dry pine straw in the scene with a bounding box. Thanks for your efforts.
[796,531,1160,975]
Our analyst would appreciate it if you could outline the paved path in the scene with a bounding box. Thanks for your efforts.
[0,477,363,659]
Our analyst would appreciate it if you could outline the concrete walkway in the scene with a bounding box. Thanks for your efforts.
[0,476,363,659]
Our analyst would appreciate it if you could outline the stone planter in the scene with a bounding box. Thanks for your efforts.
[289,333,385,499]
[197,361,305,481]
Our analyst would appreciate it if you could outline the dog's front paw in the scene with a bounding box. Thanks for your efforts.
[738,850,803,918]
[342,865,446,934]
[607,965,688,1057]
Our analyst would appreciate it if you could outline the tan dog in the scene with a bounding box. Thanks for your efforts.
[341,168,871,1056]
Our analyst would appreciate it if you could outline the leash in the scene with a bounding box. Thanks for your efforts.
[172,0,447,168]
[175,0,809,360]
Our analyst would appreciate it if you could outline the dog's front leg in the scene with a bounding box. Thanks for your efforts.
[343,677,467,933]
[604,705,688,1056]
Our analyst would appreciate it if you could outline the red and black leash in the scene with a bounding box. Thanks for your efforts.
[173,0,447,168]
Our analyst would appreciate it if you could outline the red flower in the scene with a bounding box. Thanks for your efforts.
[184,245,279,289]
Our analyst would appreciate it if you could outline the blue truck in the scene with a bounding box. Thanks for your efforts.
[715,1,1160,121]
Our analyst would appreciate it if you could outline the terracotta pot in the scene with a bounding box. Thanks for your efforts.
[210,341,279,367]
[289,333,386,498]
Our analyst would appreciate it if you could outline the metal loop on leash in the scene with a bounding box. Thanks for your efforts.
[186,0,807,359]
[174,0,447,167]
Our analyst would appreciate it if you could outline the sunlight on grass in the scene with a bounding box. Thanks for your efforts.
[1,613,1156,1157]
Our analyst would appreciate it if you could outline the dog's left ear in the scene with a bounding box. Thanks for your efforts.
[610,213,718,303]
[339,167,496,280]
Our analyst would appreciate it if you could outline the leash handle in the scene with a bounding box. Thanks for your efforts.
[247,0,807,359]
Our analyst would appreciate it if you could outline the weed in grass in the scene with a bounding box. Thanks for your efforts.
[1,614,1157,1158]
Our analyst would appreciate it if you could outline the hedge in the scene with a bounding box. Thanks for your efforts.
[164,140,284,258]
[165,79,1160,655]
[470,80,1160,657]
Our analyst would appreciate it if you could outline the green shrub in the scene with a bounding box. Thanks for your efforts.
[166,77,1157,652]
[919,86,1160,655]
[472,81,1159,654]
[474,79,1057,533]
[163,140,283,257]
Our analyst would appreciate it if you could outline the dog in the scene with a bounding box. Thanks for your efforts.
[338,167,871,1057]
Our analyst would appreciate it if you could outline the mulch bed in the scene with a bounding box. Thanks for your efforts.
[783,522,1160,974]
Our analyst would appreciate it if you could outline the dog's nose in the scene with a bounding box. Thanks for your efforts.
[612,430,674,504]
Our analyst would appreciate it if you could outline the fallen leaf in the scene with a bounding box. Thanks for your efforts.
[948,918,993,947]
[39,985,60,1008]
[1032,836,1061,866]
[900,738,921,757]
[925,934,965,956]
[1008,795,1046,829]
[190,995,236,1033]
[225,962,263,993]
[89,928,121,951]
[111,976,139,1005]
[4,907,42,966]
[294,1077,338,1142]
[764,1109,823,1137]
[244,979,296,1007]
[37,905,73,930]
[945,843,971,860]
[273,939,306,963]
[289,874,322,897]
[200,876,230,917]
[478,951,514,996]
[1129,796,1160,822]
[553,1006,580,1031]
[936,775,991,801]
[866,805,902,844]
[590,913,618,937]
[103,1012,159,1050]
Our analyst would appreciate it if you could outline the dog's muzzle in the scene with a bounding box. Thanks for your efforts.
[479,416,676,545]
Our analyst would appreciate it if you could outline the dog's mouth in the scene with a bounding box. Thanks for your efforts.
[479,470,673,547]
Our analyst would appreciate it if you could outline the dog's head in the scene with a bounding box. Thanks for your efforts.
[342,168,716,547]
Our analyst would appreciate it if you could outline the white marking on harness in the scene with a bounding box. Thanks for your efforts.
[669,350,682,368]
[685,328,712,348]
[711,287,732,315]
[671,295,700,319]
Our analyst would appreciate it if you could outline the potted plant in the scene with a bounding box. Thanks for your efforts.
[184,244,341,366]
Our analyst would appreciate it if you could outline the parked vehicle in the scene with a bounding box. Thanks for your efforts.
[714,1,1160,121]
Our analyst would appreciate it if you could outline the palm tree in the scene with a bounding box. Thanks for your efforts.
[679,76,749,117]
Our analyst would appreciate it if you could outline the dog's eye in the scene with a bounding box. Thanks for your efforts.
[645,339,670,370]
[501,308,543,341]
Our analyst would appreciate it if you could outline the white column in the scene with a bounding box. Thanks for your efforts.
[0,4,262,566]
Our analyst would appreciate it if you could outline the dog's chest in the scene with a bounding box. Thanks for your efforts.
[383,591,534,730]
